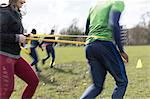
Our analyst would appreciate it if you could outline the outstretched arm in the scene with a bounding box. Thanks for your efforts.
[109,10,128,62]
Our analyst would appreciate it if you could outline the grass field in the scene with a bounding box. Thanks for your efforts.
[10,46,150,99]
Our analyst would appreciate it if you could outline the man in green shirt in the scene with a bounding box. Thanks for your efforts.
[81,0,128,99]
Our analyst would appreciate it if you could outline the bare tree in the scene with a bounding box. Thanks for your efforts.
[59,18,85,46]
[128,11,150,45]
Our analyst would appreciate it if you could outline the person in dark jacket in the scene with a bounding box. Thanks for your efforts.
[29,29,43,73]
[40,29,56,68]
[0,0,39,99]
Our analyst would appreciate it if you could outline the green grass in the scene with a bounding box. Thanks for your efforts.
[10,46,150,99]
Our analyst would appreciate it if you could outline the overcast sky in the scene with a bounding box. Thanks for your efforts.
[1,0,150,33]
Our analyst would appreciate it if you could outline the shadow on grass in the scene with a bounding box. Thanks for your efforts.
[52,67,78,75]
[38,67,78,86]
[37,62,85,86]
[38,73,60,86]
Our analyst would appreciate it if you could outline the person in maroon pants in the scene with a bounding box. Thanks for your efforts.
[0,0,39,99]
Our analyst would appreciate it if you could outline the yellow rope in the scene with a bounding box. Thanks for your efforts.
[21,34,105,53]
[26,37,86,45]
[30,34,105,39]
[20,46,30,54]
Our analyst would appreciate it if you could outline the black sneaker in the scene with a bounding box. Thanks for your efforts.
[36,68,42,73]
[42,59,45,65]
[50,64,54,68]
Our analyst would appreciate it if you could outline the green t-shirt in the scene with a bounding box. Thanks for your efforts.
[86,0,124,44]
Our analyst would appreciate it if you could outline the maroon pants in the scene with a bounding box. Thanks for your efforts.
[0,54,39,99]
